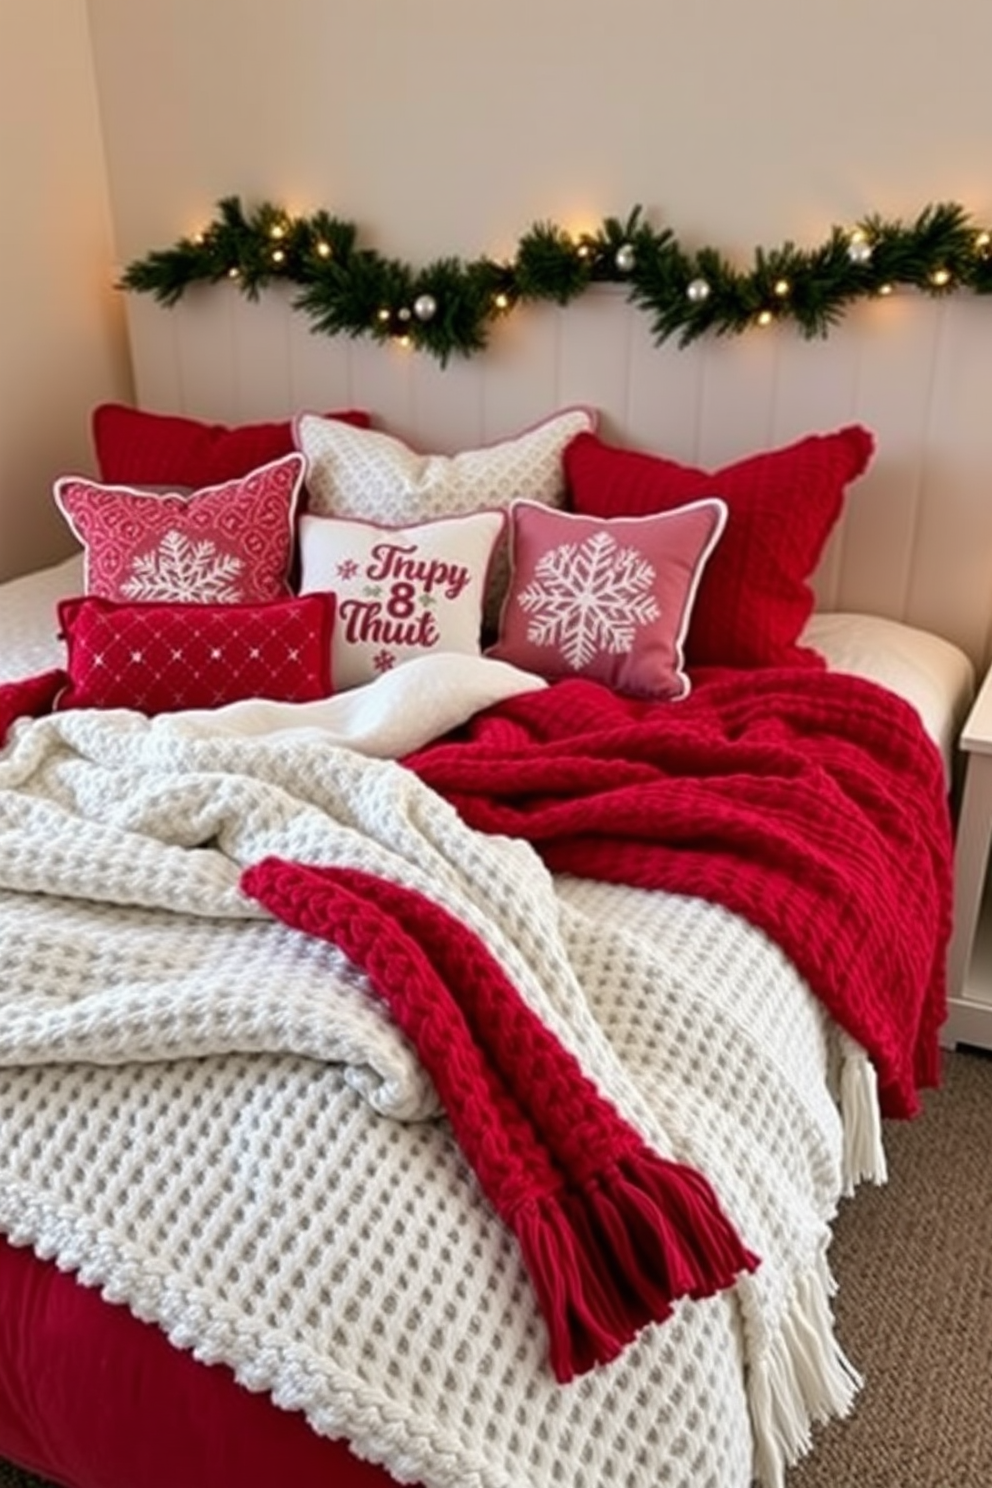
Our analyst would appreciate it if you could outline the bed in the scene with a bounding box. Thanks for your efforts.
[0,282,983,1488]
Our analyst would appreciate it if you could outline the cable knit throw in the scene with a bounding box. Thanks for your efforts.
[242,859,758,1380]
[0,657,941,1486]
[406,668,954,1119]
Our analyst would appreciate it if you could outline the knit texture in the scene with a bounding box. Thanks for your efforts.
[406,668,953,1118]
[0,688,871,1487]
[241,859,759,1380]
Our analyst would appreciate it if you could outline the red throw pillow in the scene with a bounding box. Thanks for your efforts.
[93,403,371,487]
[54,454,306,605]
[56,592,335,714]
[564,426,875,669]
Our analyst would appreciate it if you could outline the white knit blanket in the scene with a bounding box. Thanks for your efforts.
[0,656,875,1488]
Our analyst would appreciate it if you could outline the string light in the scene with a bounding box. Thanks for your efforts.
[123,195,992,366]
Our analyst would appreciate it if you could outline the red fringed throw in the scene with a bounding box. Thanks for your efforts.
[241,858,759,1383]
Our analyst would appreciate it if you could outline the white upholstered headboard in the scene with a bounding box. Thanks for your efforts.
[124,283,992,672]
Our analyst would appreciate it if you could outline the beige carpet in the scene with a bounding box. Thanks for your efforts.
[1,1048,990,1488]
[787,1044,992,1488]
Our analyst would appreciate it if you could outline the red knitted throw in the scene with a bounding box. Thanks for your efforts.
[406,668,954,1119]
[240,858,759,1382]
[0,670,66,738]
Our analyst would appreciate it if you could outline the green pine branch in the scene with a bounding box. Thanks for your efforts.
[119,195,992,365]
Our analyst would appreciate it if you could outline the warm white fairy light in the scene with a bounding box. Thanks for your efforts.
[773,278,790,297]
[494,292,510,311]
[930,267,952,287]
[377,307,391,323]
[757,309,774,326]
[271,249,286,265]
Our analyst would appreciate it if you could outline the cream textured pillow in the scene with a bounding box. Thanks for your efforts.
[295,407,597,523]
[298,508,505,691]
[295,407,596,630]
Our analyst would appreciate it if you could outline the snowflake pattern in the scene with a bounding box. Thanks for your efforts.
[122,530,244,603]
[336,558,360,580]
[518,531,660,669]
[372,650,397,673]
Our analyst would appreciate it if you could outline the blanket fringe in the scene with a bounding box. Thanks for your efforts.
[837,1033,888,1195]
[514,1149,759,1383]
[747,1261,863,1488]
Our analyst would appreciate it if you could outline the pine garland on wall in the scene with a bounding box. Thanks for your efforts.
[120,195,992,366]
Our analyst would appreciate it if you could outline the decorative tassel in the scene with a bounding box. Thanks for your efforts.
[242,856,759,1382]
[837,1033,888,1195]
[746,1266,862,1488]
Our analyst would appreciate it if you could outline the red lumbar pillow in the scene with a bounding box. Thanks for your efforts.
[564,425,875,670]
[92,403,371,487]
[56,591,335,714]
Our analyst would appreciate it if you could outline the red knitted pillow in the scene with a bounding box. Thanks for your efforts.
[564,426,875,669]
[56,592,335,714]
[93,403,371,487]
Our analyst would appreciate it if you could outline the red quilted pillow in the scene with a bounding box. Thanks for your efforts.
[93,403,371,487]
[56,592,335,714]
[564,426,875,669]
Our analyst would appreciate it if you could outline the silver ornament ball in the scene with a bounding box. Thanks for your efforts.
[413,293,438,322]
[686,277,711,304]
[614,243,636,273]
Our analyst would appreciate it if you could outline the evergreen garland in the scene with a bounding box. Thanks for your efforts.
[120,196,992,366]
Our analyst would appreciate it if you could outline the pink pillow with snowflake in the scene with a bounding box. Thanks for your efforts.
[489,498,727,698]
[298,508,505,690]
[53,453,306,604]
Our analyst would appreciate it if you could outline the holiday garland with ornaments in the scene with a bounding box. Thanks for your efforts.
[120,195,992,366]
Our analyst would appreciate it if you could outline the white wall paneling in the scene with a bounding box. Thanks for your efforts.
[127,283,992,671]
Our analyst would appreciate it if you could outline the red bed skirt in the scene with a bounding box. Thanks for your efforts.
[0,1234,414,1488]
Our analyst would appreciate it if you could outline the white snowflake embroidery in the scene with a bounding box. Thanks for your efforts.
[518,531,660,669]
[121,530,244,603]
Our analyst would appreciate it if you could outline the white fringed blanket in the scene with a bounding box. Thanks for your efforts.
[0,658,869,1488]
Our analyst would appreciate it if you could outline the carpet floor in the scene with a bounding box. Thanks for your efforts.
[0,1047,989,1488]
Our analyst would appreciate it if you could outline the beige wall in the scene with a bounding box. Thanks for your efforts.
[87,0,992,267]
[0,0,131,581]
[8,0,987,579]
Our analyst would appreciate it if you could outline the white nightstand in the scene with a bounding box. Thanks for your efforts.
[944,664,992,1049]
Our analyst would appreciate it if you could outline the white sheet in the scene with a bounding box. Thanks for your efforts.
[0,556,974,778]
